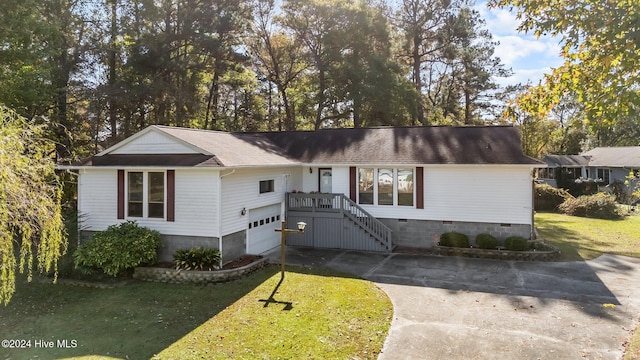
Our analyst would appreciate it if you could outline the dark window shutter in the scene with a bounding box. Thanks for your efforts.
[416,167,424,209]
[349,167,357,201]
[167,170,175,222]
[117,170,125,219]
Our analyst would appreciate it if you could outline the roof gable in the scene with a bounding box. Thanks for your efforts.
[99,126,208,156]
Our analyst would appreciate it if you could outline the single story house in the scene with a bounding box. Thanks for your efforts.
[64,125,542,263]
[539,147,640,188]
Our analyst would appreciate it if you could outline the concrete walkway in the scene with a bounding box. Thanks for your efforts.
[267,247,640,359]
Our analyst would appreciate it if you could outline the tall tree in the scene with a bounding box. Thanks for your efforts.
[0,106,66,305]
[502,84,557,157]
[443,4,511,124]
[281,0,343,129]
[250,0,307,131]
[392,0,454,125]
[489,0,640,140]
[0,0,89,160]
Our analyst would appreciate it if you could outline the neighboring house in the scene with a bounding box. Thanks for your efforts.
[64,125,542,263]
[538,155,591,188]
[540,147,640,188]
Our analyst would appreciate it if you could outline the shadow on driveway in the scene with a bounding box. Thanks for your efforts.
[271,247,640,359]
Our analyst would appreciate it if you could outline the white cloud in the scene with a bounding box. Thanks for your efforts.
[493,35,548,66]
[475,0,564,85]
[474,4,522,37]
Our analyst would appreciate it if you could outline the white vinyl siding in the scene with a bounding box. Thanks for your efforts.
[78,169,118,231]
[220,167,297,236]
[422,166,532,224]
[78,169,220,237]
[330,165,533,225]
[301,167,318,193]
[111,130,198,154]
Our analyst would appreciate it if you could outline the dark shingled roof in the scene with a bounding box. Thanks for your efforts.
[541,155,591,167]
[72,125,541,167]
[261,126,541,165]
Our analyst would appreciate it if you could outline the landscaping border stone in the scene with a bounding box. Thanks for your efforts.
[133,256,269,284]
[432,243,561,261]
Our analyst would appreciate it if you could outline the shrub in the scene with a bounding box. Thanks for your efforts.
[174,248,221,271]
[534,183,574,212]
[74,221,161,276]
[558,193,623,219]
[504,236,530,251]
[475,234,498,249]
[439,232,469,248]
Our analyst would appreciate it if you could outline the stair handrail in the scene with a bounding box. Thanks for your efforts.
[286,192,392,250]
[338,194,392,250]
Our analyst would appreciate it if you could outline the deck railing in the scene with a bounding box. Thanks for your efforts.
[286,193,392,250]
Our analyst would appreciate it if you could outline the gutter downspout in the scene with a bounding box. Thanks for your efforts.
[218,169,236,267]
[531,168,536,240]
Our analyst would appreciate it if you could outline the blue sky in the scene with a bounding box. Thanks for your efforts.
[475,2,565,87]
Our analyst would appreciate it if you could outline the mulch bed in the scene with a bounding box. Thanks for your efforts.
[155,255,263,271]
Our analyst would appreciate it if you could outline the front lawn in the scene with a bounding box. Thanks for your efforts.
[0,266,391,359]
[155,268,392,359]
[535,212,640,261]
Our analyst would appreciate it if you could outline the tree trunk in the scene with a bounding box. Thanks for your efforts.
[281,87,295,131]
[314,62,326,130]
[108,0,118,140]
[205,58,222,130]
[413,34,425,125]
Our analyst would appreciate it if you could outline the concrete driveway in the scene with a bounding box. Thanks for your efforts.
[270,247,640,359]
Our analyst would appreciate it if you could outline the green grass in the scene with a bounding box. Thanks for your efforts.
[0,266,391,360]
[535,212,640,261]
[626,329,640,360]
[154,268,392,359]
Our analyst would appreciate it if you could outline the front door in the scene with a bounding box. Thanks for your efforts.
[319,168,332,193]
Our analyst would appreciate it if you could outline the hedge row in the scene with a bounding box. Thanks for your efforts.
[439,232,532,251]
[536,183,627,219]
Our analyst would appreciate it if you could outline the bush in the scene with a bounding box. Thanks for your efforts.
[504,236,530,251]
[534,183,574,212]
[439,232,469,248]
[174,248,221,271]
[558,193,623,219]
[475,234,498,249]
[74,221,161,276]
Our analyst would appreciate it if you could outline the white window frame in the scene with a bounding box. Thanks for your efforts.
[126,170,166,220]
[597,168,611,184]
[357,167,415,208]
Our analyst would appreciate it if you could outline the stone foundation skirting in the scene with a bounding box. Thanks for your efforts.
[432,244,560,261]
[133,257,269,284]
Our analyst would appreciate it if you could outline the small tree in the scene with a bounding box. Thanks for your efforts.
[0,106,66,304]
[625,171,640,203]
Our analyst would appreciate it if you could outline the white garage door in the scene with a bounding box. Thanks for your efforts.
[247,204,282,254]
